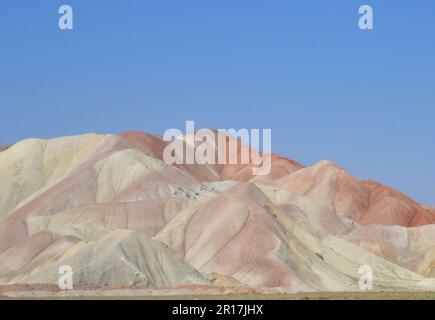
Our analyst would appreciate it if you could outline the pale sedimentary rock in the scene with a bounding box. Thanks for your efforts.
[0,131,434,294]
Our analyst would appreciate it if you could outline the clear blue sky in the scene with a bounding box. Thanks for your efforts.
[0,1,434,203]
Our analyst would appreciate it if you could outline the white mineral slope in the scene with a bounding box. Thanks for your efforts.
[1,230,207,288]
[342,224,435,277]
[0,134,213,260]
[0,134,107,218]
[25,197,194,241]
[257,183,435,291]
[0,133,198,222]
[153,182,435,292]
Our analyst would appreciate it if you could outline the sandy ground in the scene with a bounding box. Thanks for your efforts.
[1,287,435,300]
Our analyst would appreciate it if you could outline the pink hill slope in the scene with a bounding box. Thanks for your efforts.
[0,131,434,295]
